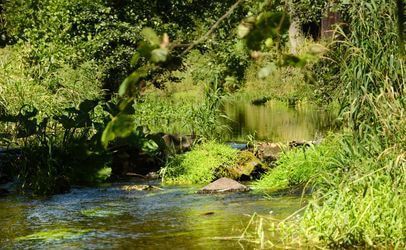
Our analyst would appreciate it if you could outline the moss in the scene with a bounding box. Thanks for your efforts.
[220,151,267,180]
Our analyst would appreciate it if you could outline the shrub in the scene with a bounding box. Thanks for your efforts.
[0,45,103,116]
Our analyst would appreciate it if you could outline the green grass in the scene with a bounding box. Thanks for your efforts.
[248,132,405,248]
[161,141,239,184]
[246,1,406,248]
[254,135,340,193]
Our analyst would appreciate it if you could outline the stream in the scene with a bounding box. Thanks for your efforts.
[0,181,304,249]
[0,101,333,249]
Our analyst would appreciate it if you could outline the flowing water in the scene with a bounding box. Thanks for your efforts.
[224,100,337,142]
[0,181,304,249]
[0,100,332,249]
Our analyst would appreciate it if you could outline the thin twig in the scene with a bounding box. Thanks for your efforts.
[180,0,245,56]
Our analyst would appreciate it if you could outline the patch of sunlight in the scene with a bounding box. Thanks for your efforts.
[80,207,122,218]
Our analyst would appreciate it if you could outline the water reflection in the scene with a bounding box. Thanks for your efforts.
[224,100,337,141]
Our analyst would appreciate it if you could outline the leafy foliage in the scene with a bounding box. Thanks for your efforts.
[0,99,112,195]
[288,0,327,24]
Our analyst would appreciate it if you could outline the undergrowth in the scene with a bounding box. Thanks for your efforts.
[161,141,238,184]
[254,134,341,193]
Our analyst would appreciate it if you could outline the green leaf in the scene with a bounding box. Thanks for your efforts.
[137,41,155,58]
[101,114,135,148]
[237,23,251,38]
[141,27,160,46]
[101,121,115,148]
[19,105,38,118]
[130,52,140,66]
[79,100,98,113]
[141,139,159,153]
[118,98,135,113]
[119,66,150,97]
[112,114,135,137]
[150,48,168,63]
[118,77,130,97]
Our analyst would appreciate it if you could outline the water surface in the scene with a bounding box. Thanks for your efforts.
[0,181,304,249]
[224,100,337,141]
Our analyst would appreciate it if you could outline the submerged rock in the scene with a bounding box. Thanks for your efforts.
[198,178,250,194]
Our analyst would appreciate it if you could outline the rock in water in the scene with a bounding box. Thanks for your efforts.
[220,151,268,181]
[255,142,283,162]
[198,178,250,194]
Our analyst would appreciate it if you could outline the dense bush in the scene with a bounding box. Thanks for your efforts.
[0,45,103,116]
[2,0,253,92]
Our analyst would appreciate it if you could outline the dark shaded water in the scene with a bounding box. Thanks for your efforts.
[225,100,337,142]
[0,181,303,249]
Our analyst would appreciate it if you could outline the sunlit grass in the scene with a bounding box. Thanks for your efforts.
[161,141,239,184]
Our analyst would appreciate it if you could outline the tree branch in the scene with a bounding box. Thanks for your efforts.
[179,0,245,56]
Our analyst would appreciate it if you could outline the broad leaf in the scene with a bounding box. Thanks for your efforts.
[141,27,160,46]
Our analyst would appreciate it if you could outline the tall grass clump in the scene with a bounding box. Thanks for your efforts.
[161,141,238,184]
[249,0,405,248]
[254,135,341,193]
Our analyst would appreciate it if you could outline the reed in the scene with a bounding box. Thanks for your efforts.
[251,0,405,248]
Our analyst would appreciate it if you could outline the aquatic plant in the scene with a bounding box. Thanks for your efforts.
[17,229,91,242]
[80,208,122,218]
